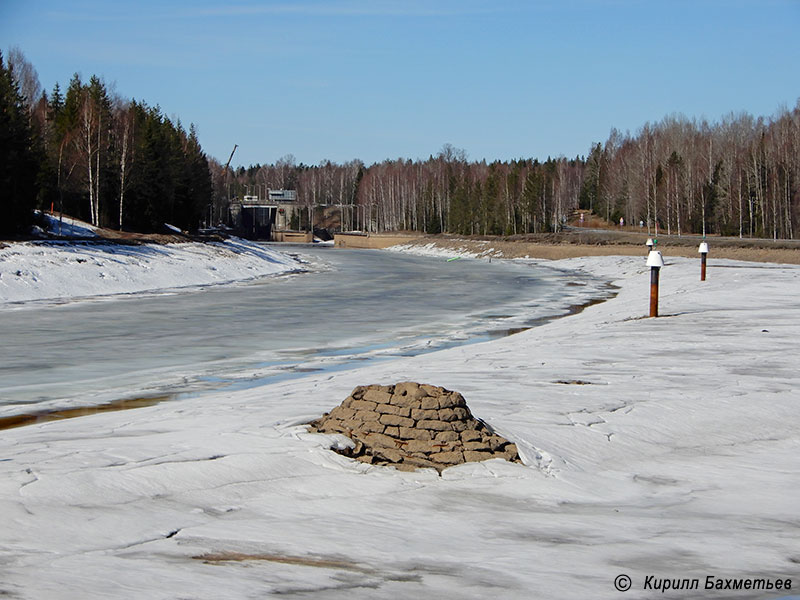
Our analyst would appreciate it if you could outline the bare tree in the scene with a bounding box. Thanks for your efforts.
[114,100,136,229]
[7,46,41,112]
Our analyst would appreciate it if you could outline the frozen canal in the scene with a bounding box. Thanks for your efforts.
[0,246,611,415]
[2,252,798,599]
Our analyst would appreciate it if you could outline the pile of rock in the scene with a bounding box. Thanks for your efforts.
[308,382,521,472]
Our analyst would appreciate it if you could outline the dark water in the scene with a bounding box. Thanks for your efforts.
[0,246,612,413]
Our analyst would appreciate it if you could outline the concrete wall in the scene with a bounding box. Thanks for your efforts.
[273,204,301,231]
[334,232,422,249]
[272,231,313,243]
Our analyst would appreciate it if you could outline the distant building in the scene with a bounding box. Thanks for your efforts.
[269,189,297,203]
[229,190,301,240]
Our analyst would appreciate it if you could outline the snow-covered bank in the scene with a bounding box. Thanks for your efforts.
[387,239,506,260]
[32,212,100,238]
[0,237,305,305]
[1,255,799,599]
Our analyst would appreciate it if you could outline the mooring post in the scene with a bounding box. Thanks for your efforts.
[645,238,654,255]
[646,250,664,317]
[698,241,709,281]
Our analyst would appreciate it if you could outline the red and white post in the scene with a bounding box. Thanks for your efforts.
[647,250,664,317]
[698,241,709,281]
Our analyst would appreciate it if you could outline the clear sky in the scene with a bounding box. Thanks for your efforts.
[3,0,799,168]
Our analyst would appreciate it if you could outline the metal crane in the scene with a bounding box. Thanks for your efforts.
[223,144,238,175]
[212,144,237,228]
[223,144,238,199]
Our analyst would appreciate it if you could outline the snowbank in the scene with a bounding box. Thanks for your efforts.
[1,253,799,599]
[387,240,505,260]
[0,237,305,305]
[36,212,100,238]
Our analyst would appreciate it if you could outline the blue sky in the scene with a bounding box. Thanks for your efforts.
[3,0,799,168]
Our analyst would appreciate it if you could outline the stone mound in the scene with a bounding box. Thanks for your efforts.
[308,382,521,472]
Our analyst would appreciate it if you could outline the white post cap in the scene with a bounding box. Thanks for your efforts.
[645,238,654,247]
[646,250,664,268]
[698,242,709,254]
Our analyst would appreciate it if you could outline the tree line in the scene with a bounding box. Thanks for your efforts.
[224,147,584,236]
[1,48,212,236]
[583,108,800,240]
[4,47,799,240]
[226,103,800,240]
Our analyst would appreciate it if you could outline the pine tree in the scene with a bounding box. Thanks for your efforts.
[0,52,40,235]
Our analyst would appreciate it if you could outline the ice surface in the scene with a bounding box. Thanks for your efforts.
[1,252,799,599]
[0,246,609,414]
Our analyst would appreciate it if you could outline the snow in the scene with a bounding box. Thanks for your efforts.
[387,240,504,260]
[36,212,100,238]
[1,251,799,599]
[1,213,304,306]
[0,237,305,305]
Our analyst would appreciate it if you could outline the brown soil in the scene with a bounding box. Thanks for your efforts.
[89,229,194,244]
[408,229,800,265]
[17,212,799,264]
[16,212,221,245]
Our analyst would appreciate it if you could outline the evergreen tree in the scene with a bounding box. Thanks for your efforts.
[522,167,543,232]
[47,73,87,221]
[182,124,213,229]
[61,74,82,139]
[47,82,63,121]
[579,142,603,213]
[0,52,40,235]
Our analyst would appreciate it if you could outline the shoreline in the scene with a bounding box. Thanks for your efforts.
[0,248,613,421]
[384,233,800,264]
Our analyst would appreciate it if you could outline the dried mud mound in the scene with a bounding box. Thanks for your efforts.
[308,382,521,472]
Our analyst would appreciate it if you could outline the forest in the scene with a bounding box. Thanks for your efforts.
[225,104,800,240]
[1,49,212,236]
[3,47,799,240]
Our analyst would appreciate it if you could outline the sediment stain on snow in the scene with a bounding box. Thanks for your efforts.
[0,395,171,430]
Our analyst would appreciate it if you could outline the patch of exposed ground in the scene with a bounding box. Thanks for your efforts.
[395,231,800,264]
[399,229,800,264]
